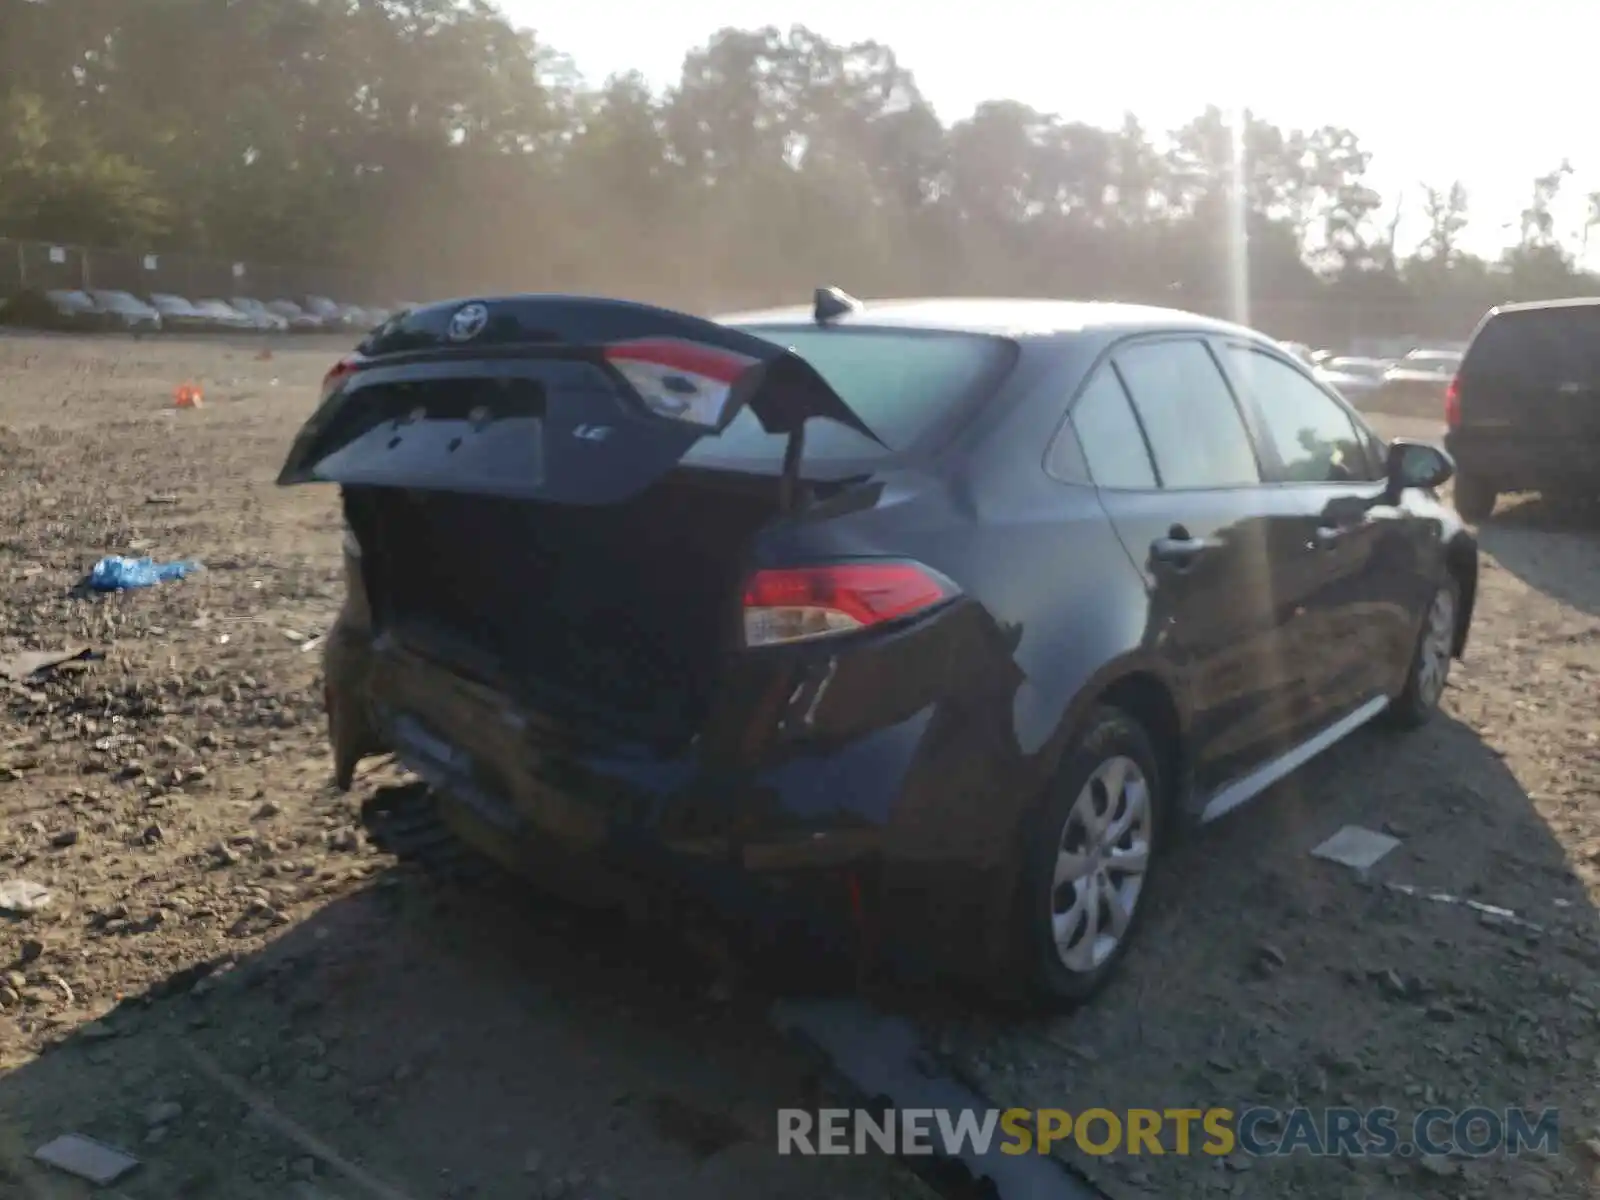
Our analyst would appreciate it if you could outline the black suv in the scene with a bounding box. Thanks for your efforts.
[1446,297,1600,519]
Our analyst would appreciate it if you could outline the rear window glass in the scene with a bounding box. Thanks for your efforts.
[1464,307,1600,385]
[683,326,1015,465]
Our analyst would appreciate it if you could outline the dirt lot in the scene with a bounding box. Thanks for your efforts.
[0,332,1597,1200]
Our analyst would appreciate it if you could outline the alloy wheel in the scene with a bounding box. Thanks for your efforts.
[1416,586,1456,707]
[1050,755,1152,973]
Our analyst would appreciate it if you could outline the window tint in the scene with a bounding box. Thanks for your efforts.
[1463,307,1600,386]
[1225,347,1373,483]
[685,327,1015,465]
[1113,340,1260,488]
[1070,367,1156,489]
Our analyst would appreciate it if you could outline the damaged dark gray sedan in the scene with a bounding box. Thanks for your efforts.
[280,289,1478,1007]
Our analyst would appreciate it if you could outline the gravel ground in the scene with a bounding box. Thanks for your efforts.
[0,332,1597,1200]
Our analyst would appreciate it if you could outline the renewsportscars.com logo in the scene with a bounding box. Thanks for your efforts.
[777,1107,1561,1159]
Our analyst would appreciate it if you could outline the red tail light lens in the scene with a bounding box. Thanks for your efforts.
[603,338,759,430]
[1444,377,1461,428]
[742,562,956,647]
[321,354,365,401]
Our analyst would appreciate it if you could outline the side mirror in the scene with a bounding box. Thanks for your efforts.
[1384,438,1454,501]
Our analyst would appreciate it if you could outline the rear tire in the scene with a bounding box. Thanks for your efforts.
[1452,471,1497,521]
[1012,706,1165,1009]
[1383,575,1460,730]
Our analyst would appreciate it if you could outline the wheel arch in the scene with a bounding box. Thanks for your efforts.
[1444,530,1478,658]
[1045,658,1192,826]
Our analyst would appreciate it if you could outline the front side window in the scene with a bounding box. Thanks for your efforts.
[1112,339,1261,489]
[1225,347,1375,483]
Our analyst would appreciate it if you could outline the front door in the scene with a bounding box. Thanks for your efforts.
[1216,342,1417,719]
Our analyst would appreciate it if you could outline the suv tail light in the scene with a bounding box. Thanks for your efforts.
[742,562,956,647]
[1444,377,1461,428]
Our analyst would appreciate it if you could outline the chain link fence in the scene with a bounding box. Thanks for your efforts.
[0,235,1489,353]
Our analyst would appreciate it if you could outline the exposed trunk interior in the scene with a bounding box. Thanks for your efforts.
[344,470,781,744]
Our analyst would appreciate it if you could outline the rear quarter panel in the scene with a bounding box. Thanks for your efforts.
[747,338,1168,970]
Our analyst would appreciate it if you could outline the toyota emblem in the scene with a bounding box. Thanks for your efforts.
[447,302,489,342]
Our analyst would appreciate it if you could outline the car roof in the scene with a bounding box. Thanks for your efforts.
[715,296,1271,342]
[1490,296,1600,315]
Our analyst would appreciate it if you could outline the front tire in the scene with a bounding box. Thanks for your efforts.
[1384,576,1460,730]
[1015,706,1164,1008]
[1452,471,1497,521]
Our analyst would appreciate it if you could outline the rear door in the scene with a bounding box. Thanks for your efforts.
[1457,304,1600,443]
[1218,342,1419,718]
[1071,336,1316,793]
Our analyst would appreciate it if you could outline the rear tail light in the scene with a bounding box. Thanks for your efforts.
[604,338,759,430]
[321,354,365,402]
[741,562,956,647]
[1444,377,1461,428]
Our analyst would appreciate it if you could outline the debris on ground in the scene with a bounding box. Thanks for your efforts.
[87,555,202,591]
[33,1133,140,1185]
[1309,823,1401,872]
[1384,882,1547,932]
[0,878,52,914]
[0,645,95,681]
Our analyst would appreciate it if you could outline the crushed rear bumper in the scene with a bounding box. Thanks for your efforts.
[323,613,1015,981]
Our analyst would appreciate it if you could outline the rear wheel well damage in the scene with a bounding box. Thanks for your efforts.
[1444,535,1477,658]
[1094,672,1185,822]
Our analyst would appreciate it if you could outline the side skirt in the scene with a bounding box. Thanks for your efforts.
[1198,695,1391,825]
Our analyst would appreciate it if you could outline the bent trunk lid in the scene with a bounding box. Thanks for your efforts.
[277,294,879,504]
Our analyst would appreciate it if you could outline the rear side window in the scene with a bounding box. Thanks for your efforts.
[1070,367,1157,489]
[1463,307,1600,386]
[1113,340,1261,488]
[685,327,1015,465]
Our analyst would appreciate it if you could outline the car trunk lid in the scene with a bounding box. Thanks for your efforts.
[279,294,881,747]
[1457,304,1600,438]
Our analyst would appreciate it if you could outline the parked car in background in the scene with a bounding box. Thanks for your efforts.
[0,288,103,331]
[1391,349,1463,381]
[342,305,386,330]
[189,299,254,332]
[266,299,325,332]
[1314,356,1390,402]
[1279,340,1315,364]
[303,295,365,331]
[1368,348,1463,413]
[146,293,214,333]
[88,290,163,333]
[1444,297,1600,520]
[230,297,291,332]
[289,290,1479,1006]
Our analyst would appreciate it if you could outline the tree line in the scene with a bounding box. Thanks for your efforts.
[2,0,1597,341]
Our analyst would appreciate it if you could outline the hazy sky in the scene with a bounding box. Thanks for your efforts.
[503,0,1598,265]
